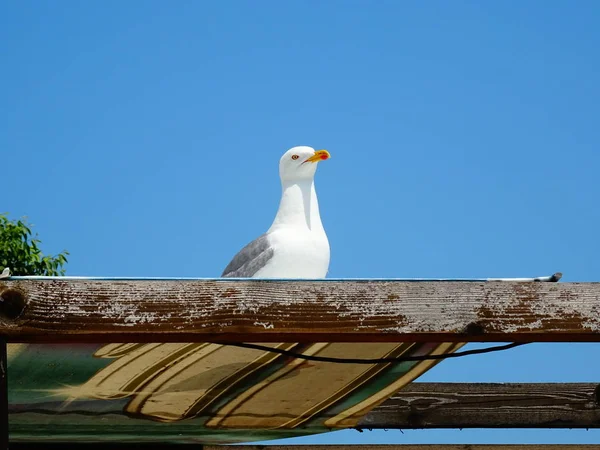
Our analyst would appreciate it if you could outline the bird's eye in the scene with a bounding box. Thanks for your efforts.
[291,155,299,160]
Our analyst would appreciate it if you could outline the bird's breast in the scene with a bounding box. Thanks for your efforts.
[254,228,330,279]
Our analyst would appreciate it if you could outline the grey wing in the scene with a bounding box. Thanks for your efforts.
[221,233,275,278]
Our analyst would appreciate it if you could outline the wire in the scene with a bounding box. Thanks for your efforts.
[220,342,528,364]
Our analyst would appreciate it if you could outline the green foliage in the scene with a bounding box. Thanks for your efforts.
[0,213,68,276]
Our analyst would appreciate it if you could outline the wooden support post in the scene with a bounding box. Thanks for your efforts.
[0,337,7,450]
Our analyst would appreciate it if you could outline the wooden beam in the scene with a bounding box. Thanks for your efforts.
[1,279,599,343]
[211,447,600,450]
[7,383,599,432]
[362,383,600,429]
[8,445,600,450]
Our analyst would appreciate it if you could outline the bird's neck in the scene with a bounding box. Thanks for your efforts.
[269,179,323,231]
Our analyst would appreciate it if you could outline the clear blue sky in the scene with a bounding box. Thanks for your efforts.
[2,0,600,445]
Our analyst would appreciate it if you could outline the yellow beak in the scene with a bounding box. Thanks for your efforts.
[303,149,331,163]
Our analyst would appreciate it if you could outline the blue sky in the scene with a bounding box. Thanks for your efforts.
[2,0,600,445]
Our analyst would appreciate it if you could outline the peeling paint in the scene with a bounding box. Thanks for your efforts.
[253,321,275,329]
[1,279,599,342]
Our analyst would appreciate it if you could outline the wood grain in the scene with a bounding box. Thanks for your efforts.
[362,382,600,429]
[9,445,600,450]
[210,446,600,450]
[1,279,599,343]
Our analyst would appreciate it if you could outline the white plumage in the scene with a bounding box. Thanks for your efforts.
[222,146,330,279]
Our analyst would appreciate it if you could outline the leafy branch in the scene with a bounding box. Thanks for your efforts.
[0,213,68,276]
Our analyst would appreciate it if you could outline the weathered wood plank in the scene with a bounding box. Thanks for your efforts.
[362,383,600,429]
[8,445,600,450]
[1,280,599,343]
[211,446,600,450]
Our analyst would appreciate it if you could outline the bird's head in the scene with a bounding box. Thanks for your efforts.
[279,146,330,183]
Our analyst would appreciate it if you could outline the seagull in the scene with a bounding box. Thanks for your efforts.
[222,146,331,279]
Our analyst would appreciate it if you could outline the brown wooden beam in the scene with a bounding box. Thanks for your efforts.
[8,445,600,450]
[8,383,599,432]
[1,279,599,343]
[362,382,600,429]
